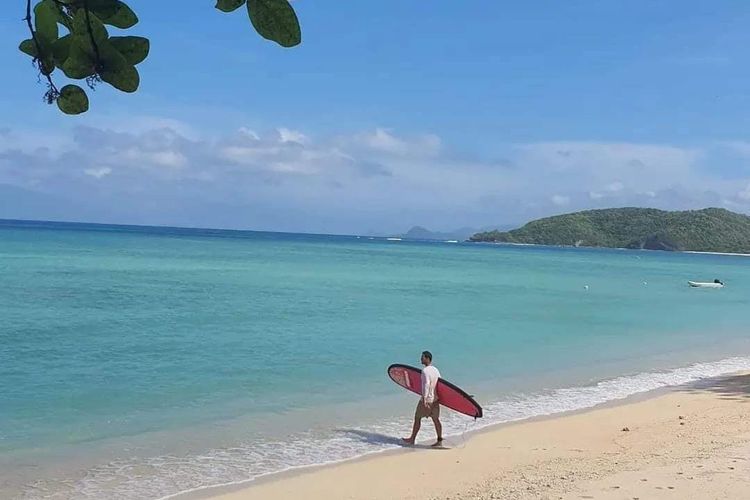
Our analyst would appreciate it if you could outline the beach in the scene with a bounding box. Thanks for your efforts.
[204,373,750,500]
[4,222,750,499]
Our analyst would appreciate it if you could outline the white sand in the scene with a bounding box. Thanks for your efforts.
[202,373,750,500]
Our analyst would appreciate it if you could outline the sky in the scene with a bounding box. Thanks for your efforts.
[2,1,750,234]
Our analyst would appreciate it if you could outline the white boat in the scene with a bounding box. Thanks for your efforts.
[386,237,402,241]
[688,280,724,288]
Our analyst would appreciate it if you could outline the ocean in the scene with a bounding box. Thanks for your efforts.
[2,219,750,499]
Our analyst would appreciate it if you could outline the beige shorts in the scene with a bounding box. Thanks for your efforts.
[415,400,440,419]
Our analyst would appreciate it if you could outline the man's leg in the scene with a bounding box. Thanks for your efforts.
[430,403,443,446]
[402,415,421,444]
[402,401,423,444]
[431,415,443,446]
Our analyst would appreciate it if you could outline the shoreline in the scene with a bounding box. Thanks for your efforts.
[172,371,750,500]
[183,392,664,500]
[684,250,750,257]
[9,355,750,500]
[470,240,750,257]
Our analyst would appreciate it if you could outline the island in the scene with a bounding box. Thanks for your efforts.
[469,207,750,253]
[394,225,514,241]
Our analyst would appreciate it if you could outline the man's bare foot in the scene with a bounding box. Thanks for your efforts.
[401,437,415,445]
[431,439,444,448]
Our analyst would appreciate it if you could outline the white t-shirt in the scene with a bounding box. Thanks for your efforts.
[421,365,441,404]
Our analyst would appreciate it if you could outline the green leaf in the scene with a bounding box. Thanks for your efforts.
[216,0,246,12]
[57,84,89,115]
[102,64,139,93]
[34,0,59,44]
[40,58,56,75]
[33,1,59,75]
[94,1,139,29]
[247,0,301,48]
[54,8,73,30]
[61,38,96,79]
[39,52,56,75]
[52,35,73,67]
[71,9,109,44]
[21,35,55,75]
[19,39,38,58]
[99,43,139,92]
[84,0,120,18]
[44,0,73,30]
[110,36,150,65]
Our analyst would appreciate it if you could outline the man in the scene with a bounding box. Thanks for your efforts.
[402,350,443,447]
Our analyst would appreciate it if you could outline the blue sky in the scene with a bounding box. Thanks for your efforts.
[2,1,750,234]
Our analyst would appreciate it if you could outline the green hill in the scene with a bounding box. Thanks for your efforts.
[469,207,750,253]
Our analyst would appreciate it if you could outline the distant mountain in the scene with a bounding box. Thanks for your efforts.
[400,226,468,241]
[469,207,750,253]
[397,225,514,241]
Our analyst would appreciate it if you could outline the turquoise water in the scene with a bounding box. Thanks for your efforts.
[2,220,750,499]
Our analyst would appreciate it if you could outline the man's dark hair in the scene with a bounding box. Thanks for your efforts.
[422,350,433,361]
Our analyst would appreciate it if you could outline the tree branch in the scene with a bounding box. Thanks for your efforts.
[24,0,59,102]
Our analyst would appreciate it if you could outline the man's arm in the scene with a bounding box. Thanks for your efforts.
[423,369,437,405]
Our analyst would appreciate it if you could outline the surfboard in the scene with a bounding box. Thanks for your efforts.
[387,364,483,418]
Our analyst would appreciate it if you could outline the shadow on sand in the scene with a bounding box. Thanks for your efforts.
[680,373,750,402]
[335,429,450,450]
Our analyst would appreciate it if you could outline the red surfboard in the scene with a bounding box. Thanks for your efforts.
[388,364,483,418]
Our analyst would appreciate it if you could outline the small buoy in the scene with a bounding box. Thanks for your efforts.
[643,281,648,285]
[584,285,589,290]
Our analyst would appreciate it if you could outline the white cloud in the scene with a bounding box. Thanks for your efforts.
[277,127,309,145]
[515,142,702,187]
[151,151,187,168]
[551,194,570,206]
[84,167,112,179]
[2,123,750,233]
[350,128,441,157]
[588,182,624,200]
[120,149,187,170]
[220,145,265,165]
[268,160,320,175]
[238,127,260,141]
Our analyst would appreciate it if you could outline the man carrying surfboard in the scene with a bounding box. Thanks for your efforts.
[402,350,443,447]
